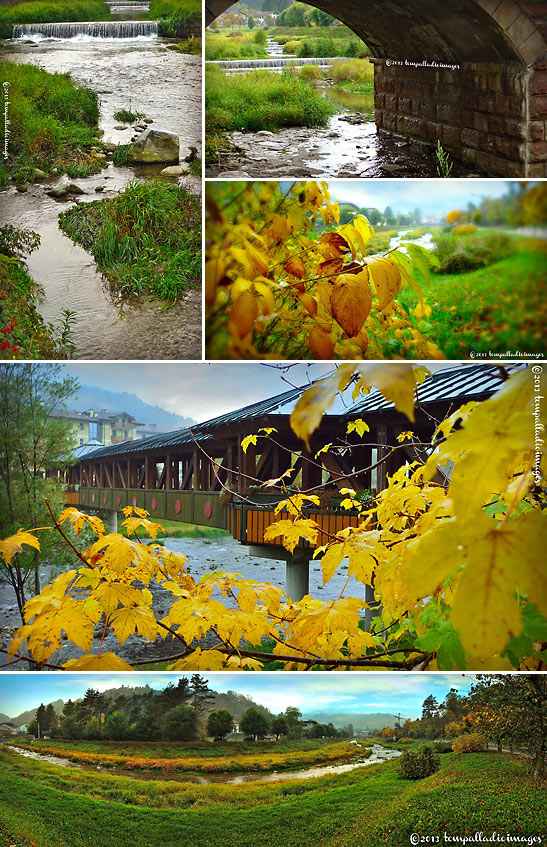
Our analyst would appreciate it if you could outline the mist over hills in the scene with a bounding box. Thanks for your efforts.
[71,385,195,430]
[304,712,398,730]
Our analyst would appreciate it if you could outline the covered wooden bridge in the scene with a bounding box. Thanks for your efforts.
[66,364,519,598]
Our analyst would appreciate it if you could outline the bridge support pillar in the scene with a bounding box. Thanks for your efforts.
[108,509,118,534]
[286,549,310,602]
[364,583,382,632]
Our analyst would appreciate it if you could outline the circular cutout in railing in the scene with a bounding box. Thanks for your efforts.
[151,497,157,511]
[175,499,181,515]
[103,494,107,505]
[117,495,121,507]
[204,501,212,519]
[132,495,137,507]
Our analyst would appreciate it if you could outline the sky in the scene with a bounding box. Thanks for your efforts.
[61,362,456,424]
[0,673,478,720]
[327,179,515,217]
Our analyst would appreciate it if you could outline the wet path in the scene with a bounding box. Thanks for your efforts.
[0,37,201,358]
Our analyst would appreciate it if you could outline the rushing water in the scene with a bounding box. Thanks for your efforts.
[8,744,401,784]
[0,35,201,359]
[12,21,158,38]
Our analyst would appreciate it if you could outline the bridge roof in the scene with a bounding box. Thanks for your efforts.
[79,363,525,461]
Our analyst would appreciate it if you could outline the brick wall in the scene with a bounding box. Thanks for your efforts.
[373,58,547,177]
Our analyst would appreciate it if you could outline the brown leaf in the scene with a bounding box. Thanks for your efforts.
[284,257,306,279]
[309,327,334,360]
[316,282,333,315]
[318,232,350,259]
[299,293,317,317]
[331,271,372,338]
[315,258,343,277]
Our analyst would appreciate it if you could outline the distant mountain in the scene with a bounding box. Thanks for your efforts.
[304,712,399,730]
[71,385,196,429]
[11,700,65,729]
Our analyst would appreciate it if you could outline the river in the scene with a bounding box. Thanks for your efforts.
[0,32,201,359]
[206,46,479,179]
[7,743,401,784]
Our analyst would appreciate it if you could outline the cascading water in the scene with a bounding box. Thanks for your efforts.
[12,20,158,39]
[209,56,346,70]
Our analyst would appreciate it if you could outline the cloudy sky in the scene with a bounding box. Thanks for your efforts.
[327,179,516,217]
[62,362,456,424]
[0,673,478,719]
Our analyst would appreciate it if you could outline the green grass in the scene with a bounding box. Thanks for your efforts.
[0,0,109,37]
[150,0,200,37]
[0,61,103,184]
[0,749,544,847]
[206,64,336,157]
[113,109,146,124]
[58,180,201,300]
[399,236,546,357]
[120,517,228,539]
[205,31,267,60]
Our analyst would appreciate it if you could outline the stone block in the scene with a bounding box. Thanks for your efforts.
[474,112,489,131]
[529,140,547,160]
[437,104,461,124]
[532,70,547,95]
[374,93,385,109]
[528,162,547,176]
[475,150,492,172]
[478,92,496,112]
[461,146,478,164]
[492,0,521,31]
[495,136,524,158]
[519,31,547,65]
[529,94,547,119]
[461,128,480,147]
[507,13,538,49]
[529,120,545,140]
[442,125,461,149]
[426,121,442,141]
[398,97,412,114]
[461,109,475,128]
[385,94,397,111]
[505,117,527,139]
[479,131,497,153]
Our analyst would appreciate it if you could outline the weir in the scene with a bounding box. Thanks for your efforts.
[12,20,159,38]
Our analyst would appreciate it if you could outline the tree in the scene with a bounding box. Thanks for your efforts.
[104,710,130,741]
[421,695,439,720]
[271,716,288,740]
[83,716,102,740]
[383,205,393,218]
[35,704,47,735]
[254,27,267,45]
[134,712,161,741]
[469,675,547,780]
[27,719,38,737]
[381,727,396,737]
[191,674,215,714]
[240,707,269,740]
[284,706,302,737]
[45,703,57,733]
[247,14,255,28]
[0,364,78,618]
[162,705,198,741]
[207,709,234,740]
[413,207,422,225]
[59,715,82,740]
[277,2,309,27]
[309,8,336,26]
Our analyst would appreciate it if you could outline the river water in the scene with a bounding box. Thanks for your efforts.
[7,743,401,784]
[0,35,202,359]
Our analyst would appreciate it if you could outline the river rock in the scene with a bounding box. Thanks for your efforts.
[127,129,180,164]
[93,152,107,160]
[68,183,86,195]
[114,125,129,130]
[144,118,153,124]
[33,168,46,180]
[103,143,117,153]
[16,183,29,192]
[382,163,405,174]
[160,165,188,177]
[184,146,199,162]
[256,131,274,137]
[95,186,105,192]
[47,184,69,198]
[217,171,251,179]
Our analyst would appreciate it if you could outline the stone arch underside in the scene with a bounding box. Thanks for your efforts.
[206,0,547,176]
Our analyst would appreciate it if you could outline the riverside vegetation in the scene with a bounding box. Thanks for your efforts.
[0,747,544,847]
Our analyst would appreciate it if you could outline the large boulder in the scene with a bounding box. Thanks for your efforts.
[127,129,180,164]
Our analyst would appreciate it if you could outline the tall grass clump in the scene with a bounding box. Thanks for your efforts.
[58,180,201,300]
[432,231,514,273]
[205,32,267,60]
[206,65,335,136]
[329,58,373,87]
[0,61,101,183]
[150,0,200,37]
[0,1,109,37]
[297,36,370,58]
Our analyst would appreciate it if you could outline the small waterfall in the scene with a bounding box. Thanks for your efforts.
[12,20,158,39]
[208,56,347,70]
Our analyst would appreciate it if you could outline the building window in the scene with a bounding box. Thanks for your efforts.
[80,423,84,430]
[112,430,116,436]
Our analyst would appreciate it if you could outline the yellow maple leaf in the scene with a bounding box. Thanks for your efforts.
[263,518,319,554]
[62,653,134,671]
[346,419,370,437]
[397,431,414,443]
[59,508,104,537]
[109,605,158,646]
[0,530,40,565]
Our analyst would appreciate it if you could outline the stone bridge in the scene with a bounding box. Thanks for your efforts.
[206,0,547,176]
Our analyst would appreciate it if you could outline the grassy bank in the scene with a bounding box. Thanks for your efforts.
[0,750,544,847]
[120,517,229,540]
[329,58,374,92]
[0,61,103,185]
[58,180,201,300]
[205,30,267,60]
[0,0,109,38]
[150,0,200,38]
[0,226,75,359]
[206,64,335,161]
[399,235,546,357]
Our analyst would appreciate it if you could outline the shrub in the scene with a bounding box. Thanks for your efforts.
[329,58,373,84]
[434,742,454,753]
[453,223,478,235]
[397,738,415,745]
[432,231,514,273]
[299,64,323,81]
[398,745,440,779]
[282,40,299,54]
[452,733,487,754]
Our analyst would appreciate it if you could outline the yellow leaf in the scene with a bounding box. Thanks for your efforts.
[109,605,158,646]
[59,508,105,537]
[242,434,258,453]
[62,653,134,671]
[284,257,306,279]
[231,291,258,338]
[397,431,414,443]
[290,363,355,448]
[347,419,370,437]
[309,326,334,360]
[331,272,372,337]
[263,518,319,554]
[366,256,401,310]
[0,530,40,565]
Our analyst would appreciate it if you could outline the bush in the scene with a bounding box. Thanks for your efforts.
[282,40,299,54]
[299,64,323,81]
[434,742,454,753]
[397,738,415,745]
[453,224,478,235]
[432,231,514,273]
[398,745,440,779]
[162,705,198,741]
[452,733,487,754]
[329,58,373,84]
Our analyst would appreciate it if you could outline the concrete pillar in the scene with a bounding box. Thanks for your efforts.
[286,549,310,602]
[108,509,118,534]
[364,582,382,632]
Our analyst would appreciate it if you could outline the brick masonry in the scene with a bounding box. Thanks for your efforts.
[373,58,547,176]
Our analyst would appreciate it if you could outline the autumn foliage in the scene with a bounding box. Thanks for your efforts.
[1,364,545,672]
[205,181,443,360]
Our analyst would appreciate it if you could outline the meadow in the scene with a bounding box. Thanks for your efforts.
[0,747,544,847]
[0,0,108,37]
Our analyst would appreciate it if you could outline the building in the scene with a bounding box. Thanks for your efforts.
[0,723,17,737]
[49,409,144,448]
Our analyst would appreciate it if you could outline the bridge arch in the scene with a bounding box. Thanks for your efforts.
[206,0,547,176]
